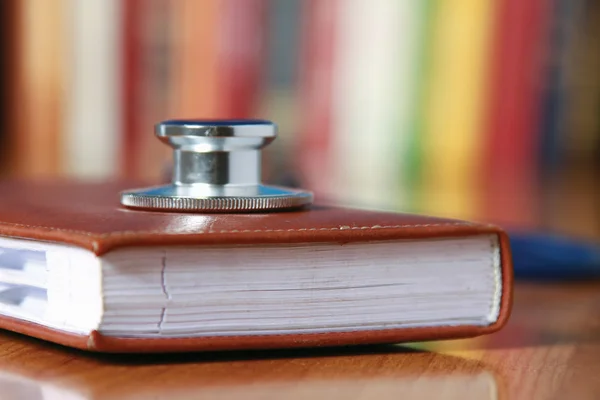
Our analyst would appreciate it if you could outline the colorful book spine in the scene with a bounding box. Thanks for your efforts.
[0,1,18,174]
[170,0,266,120]
[121,0,143,180]
[0,2,12,171]
[296,0,337,200]
[329,0,425,210]
[539,0,584,175]
[418,0,496,219]
[10,0,65,178]
[259,0,303,185]
[122,0,177,182]
[400,0,436,212]
[481,0,552,226]
[65,0,122,179]
[170,0,221,119]
[563,0,599,167]
[218,0,267,118]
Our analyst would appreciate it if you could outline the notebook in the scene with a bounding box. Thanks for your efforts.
[0,181,512,353]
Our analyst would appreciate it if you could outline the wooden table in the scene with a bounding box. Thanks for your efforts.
[0,282,597,399]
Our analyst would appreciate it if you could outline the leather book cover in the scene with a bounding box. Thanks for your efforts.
[0,181,513,353]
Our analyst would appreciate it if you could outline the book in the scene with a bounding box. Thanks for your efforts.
[65,0,122,180]
[8,0,65,178]
[0,0,17,175]
[120,0,176,182]
[539,0,585,175]
[403,0,436,213]
[481,0,551,227]
[122,0,174,181]
[296,0,338,199]
[261,0,303,186]
[218,0,267,118]
[564,0,600,167]
[329,0,426,211]
[417,0,495,219]
[169,0,266,120]
[0,181,512,353]
[330,0,400,209]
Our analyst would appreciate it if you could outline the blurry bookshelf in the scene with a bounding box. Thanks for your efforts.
[0,0,598,233]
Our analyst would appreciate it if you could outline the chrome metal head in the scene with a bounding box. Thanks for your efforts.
[155,119,275,186]
[156,119,276,148]
[120,119,313,212]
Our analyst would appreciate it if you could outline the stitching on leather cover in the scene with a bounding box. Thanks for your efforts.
[0,221,474,238]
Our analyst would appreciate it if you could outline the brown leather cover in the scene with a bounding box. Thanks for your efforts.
[0,181,513,353]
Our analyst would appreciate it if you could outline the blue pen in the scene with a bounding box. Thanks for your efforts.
[509,231,600,280]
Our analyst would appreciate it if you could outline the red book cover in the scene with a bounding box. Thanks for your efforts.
[296,0,337,199]
[482,0,552,227]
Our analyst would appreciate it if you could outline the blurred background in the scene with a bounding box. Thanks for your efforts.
[0,0,598,236]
